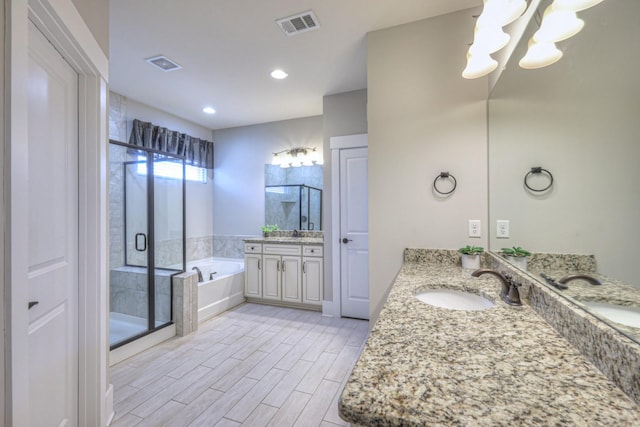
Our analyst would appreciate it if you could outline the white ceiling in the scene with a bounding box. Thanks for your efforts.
[109,0,480,130]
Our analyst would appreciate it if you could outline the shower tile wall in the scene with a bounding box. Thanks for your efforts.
[213,235,254,259]
[110,267,172,323]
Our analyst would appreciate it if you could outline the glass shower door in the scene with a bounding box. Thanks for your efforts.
[108,142,185,349]
[152,154,185,328]
[109,145,151,346]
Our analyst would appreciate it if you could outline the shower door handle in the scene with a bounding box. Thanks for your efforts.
[135,233,147,251]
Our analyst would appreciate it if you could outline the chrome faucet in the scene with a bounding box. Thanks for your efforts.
[471,269,522,306]
[558,274,603,287]
[192,266,203,282]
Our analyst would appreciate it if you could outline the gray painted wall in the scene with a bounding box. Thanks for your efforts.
[212,116,323,236]
[322,90,368,301]
[72,0,109,56]
[367,9,488,323]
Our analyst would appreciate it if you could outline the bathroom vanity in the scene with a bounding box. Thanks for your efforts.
[339,249,640,426]
[243,236,323,310]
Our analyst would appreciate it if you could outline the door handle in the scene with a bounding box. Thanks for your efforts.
[342,238,352,244]
[277,260,280,272]
[28,301,39,310]
[282,260,286,272]
[258,260,261,270]
[303,262,306,274]
[135,233,147,251]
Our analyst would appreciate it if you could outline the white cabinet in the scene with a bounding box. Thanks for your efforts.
[244,244,262,298]
[303,253,323,305]
[244,241,322,309]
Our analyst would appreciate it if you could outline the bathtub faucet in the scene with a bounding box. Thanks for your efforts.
[209,272,217,280]
[192,266,204,282]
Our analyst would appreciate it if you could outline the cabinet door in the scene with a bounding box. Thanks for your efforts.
[244,254,262,298]
[263,254,282,300]
[303,257,323,305]
[281,256,302,303]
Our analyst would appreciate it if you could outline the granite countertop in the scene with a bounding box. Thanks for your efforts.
[528,268,640,338]
[339,257,640,426]
[243,236,323,245]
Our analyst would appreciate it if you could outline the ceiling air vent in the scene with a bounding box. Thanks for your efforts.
[145,55,182,72]
[276,11,320,36]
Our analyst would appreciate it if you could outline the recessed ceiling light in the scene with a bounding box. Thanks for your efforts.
[270,69,288,80]
[202,107,216,114]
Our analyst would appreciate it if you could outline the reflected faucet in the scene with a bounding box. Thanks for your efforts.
[192,266,203,282]
[558,274,603,287]
[471,269,522,306]
[540,272,568,290]
[292,230,300,238]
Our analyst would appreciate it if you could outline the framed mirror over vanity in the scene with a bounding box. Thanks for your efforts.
[488,0,640,343]
[264,164,323,230]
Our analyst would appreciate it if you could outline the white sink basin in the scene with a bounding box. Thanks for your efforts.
[583,302,640,329]
[415,289,495,311]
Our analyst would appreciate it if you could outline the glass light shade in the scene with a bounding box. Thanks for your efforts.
[309,148,321,165]
[462,51,498,79]
[473,25,510,54]
[477,0,527,27]
[302,157,314,166]
[534,6,584,43]
[552,0,604,12]
[271,153,282,166]
[519,39,563,69]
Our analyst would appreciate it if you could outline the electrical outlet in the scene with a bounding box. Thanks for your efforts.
[468,220,481,238]
[497,220,510,238]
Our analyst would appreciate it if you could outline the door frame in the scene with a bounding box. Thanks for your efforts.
[4,0,109,425]
[329,134,368,318]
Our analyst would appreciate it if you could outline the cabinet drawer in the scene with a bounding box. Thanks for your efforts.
[244,243,262,254]
[263,244,302,256]
[303,245,323,257]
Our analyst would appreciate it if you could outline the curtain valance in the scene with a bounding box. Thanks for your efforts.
[129,118,214,169]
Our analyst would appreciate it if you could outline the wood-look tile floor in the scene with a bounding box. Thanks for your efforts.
[110,303,369,427]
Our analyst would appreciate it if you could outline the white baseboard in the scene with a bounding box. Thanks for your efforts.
[109,324,176,366]
[105,384,114,426]
[198,292,245,324]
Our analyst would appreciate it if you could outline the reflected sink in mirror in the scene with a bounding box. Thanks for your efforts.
[415,289,494,311]
[583,302,640,330]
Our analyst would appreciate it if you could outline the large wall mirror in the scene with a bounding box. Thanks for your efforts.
[489,0,640,342]
[265,164,323,230]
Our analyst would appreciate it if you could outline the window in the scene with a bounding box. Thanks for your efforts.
[137,157,207,183]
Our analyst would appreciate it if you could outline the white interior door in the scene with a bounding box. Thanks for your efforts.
[27,20,79,427]
[340,147,369,319]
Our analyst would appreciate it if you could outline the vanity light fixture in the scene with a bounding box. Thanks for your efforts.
[519,38,563,69]
[462,0,528,79]
[533,5,584,43]
[270,69,288,79]
[518,0,603,70]
[272,147,321,169]
[462,50,498,79]
[202,107,216,114]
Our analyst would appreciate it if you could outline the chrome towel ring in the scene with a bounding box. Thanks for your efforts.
[524,167,553,192]
[433,172,457,195]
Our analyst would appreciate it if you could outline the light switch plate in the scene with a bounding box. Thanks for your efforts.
[497,220,510,238]
[468,220,481,238]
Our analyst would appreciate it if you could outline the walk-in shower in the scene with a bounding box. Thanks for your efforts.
[109,140,185,348]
